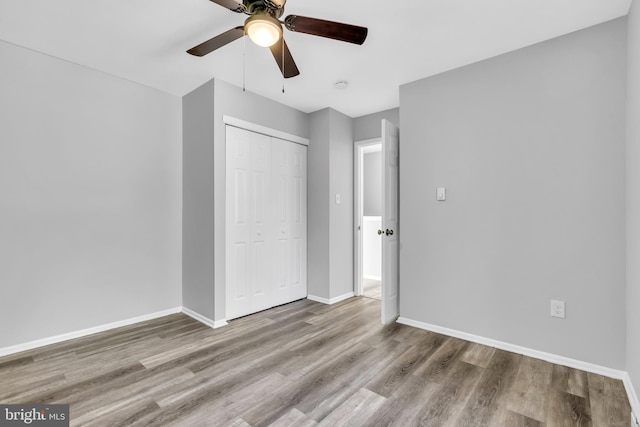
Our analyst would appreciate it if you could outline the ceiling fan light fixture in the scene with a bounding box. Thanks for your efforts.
[245,13,283,47]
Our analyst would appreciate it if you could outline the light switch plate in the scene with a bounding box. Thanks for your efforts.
[335,193,341,204]
[437,187,446,201]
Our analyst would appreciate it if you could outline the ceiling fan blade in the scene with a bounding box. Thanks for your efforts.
[269,38,300,78]
[209,0,245,13]
[187,26,245,57]
[284,15,368,45]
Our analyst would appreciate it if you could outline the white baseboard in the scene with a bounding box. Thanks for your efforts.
[0,307,182,358]
[181,307,228,329]
[181,307,214,328]
[307,292,355,305]
[623,373,640,426]
[307,294,332,304]
[213,319,229,328]
[396,317,627,380]
[363,274,382,281]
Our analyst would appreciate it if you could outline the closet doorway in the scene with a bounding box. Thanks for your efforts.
[225,124,308,320]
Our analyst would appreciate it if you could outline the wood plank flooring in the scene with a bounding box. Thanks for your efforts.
[0,297,631,426]
[363,279,382,300]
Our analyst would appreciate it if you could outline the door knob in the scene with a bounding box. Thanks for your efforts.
[377,229,383,235]
[385,229,394,236]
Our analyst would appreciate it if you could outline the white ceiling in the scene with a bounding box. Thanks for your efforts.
[0,0,631,117]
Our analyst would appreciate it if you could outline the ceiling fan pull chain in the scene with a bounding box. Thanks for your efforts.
[281,36,285,93]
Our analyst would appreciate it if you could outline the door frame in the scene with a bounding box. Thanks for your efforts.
[353,138,382,297]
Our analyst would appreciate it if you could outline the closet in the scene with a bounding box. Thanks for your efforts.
[225,125,307,320]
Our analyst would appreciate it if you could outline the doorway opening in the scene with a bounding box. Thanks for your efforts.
[354,140,382,300]
[354,119,400,324]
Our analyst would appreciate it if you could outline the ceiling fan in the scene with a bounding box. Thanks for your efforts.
[187,0,368,78]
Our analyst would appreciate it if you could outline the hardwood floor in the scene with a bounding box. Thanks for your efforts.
[0,297,631,426]
[363,279,382,300]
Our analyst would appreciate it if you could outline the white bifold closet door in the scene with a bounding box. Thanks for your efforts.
[226,125,307,320]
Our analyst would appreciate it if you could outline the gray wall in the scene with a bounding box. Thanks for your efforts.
[627,0,640,401]
[399,19,627,369]
[363,151,382,216]
[308,109,331,299]
[0,40,182,348]
[182,79,215,319]
[308,108,355,299]
[329,110,355,298]
[212,79,309,319]
[354,108,399,141]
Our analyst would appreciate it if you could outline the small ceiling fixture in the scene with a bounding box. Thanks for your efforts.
[335,81,349,90]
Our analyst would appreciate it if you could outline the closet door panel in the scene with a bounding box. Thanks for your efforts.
[290,143,307,300]
[226,126,252,319]
[233,243,249,301]
[272,138,292,306]
[250,132,273,313]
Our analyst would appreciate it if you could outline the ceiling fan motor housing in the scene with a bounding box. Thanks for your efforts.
[263,0,286,10]
[243,0,285,18]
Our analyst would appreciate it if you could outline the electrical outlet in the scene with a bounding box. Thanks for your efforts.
[551,300,566,318]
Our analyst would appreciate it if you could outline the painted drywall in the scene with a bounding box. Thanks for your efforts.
[354,108,400,142]
[308,109,332,299]
[627,0,640,403]
[0,40,182,348]
[308,108,355,300]
[399,19,627,369]
[212,79,309,320]
[329,109,355,299]
[364,151,382,216]
[182,79,215,320]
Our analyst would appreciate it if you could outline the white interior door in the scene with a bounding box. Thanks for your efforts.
[226,126,273,319]
[272,138,292,306]
[272,138,308,304]
[226,126,251,319]
[249,132,273,314]
[381,119,399,324]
